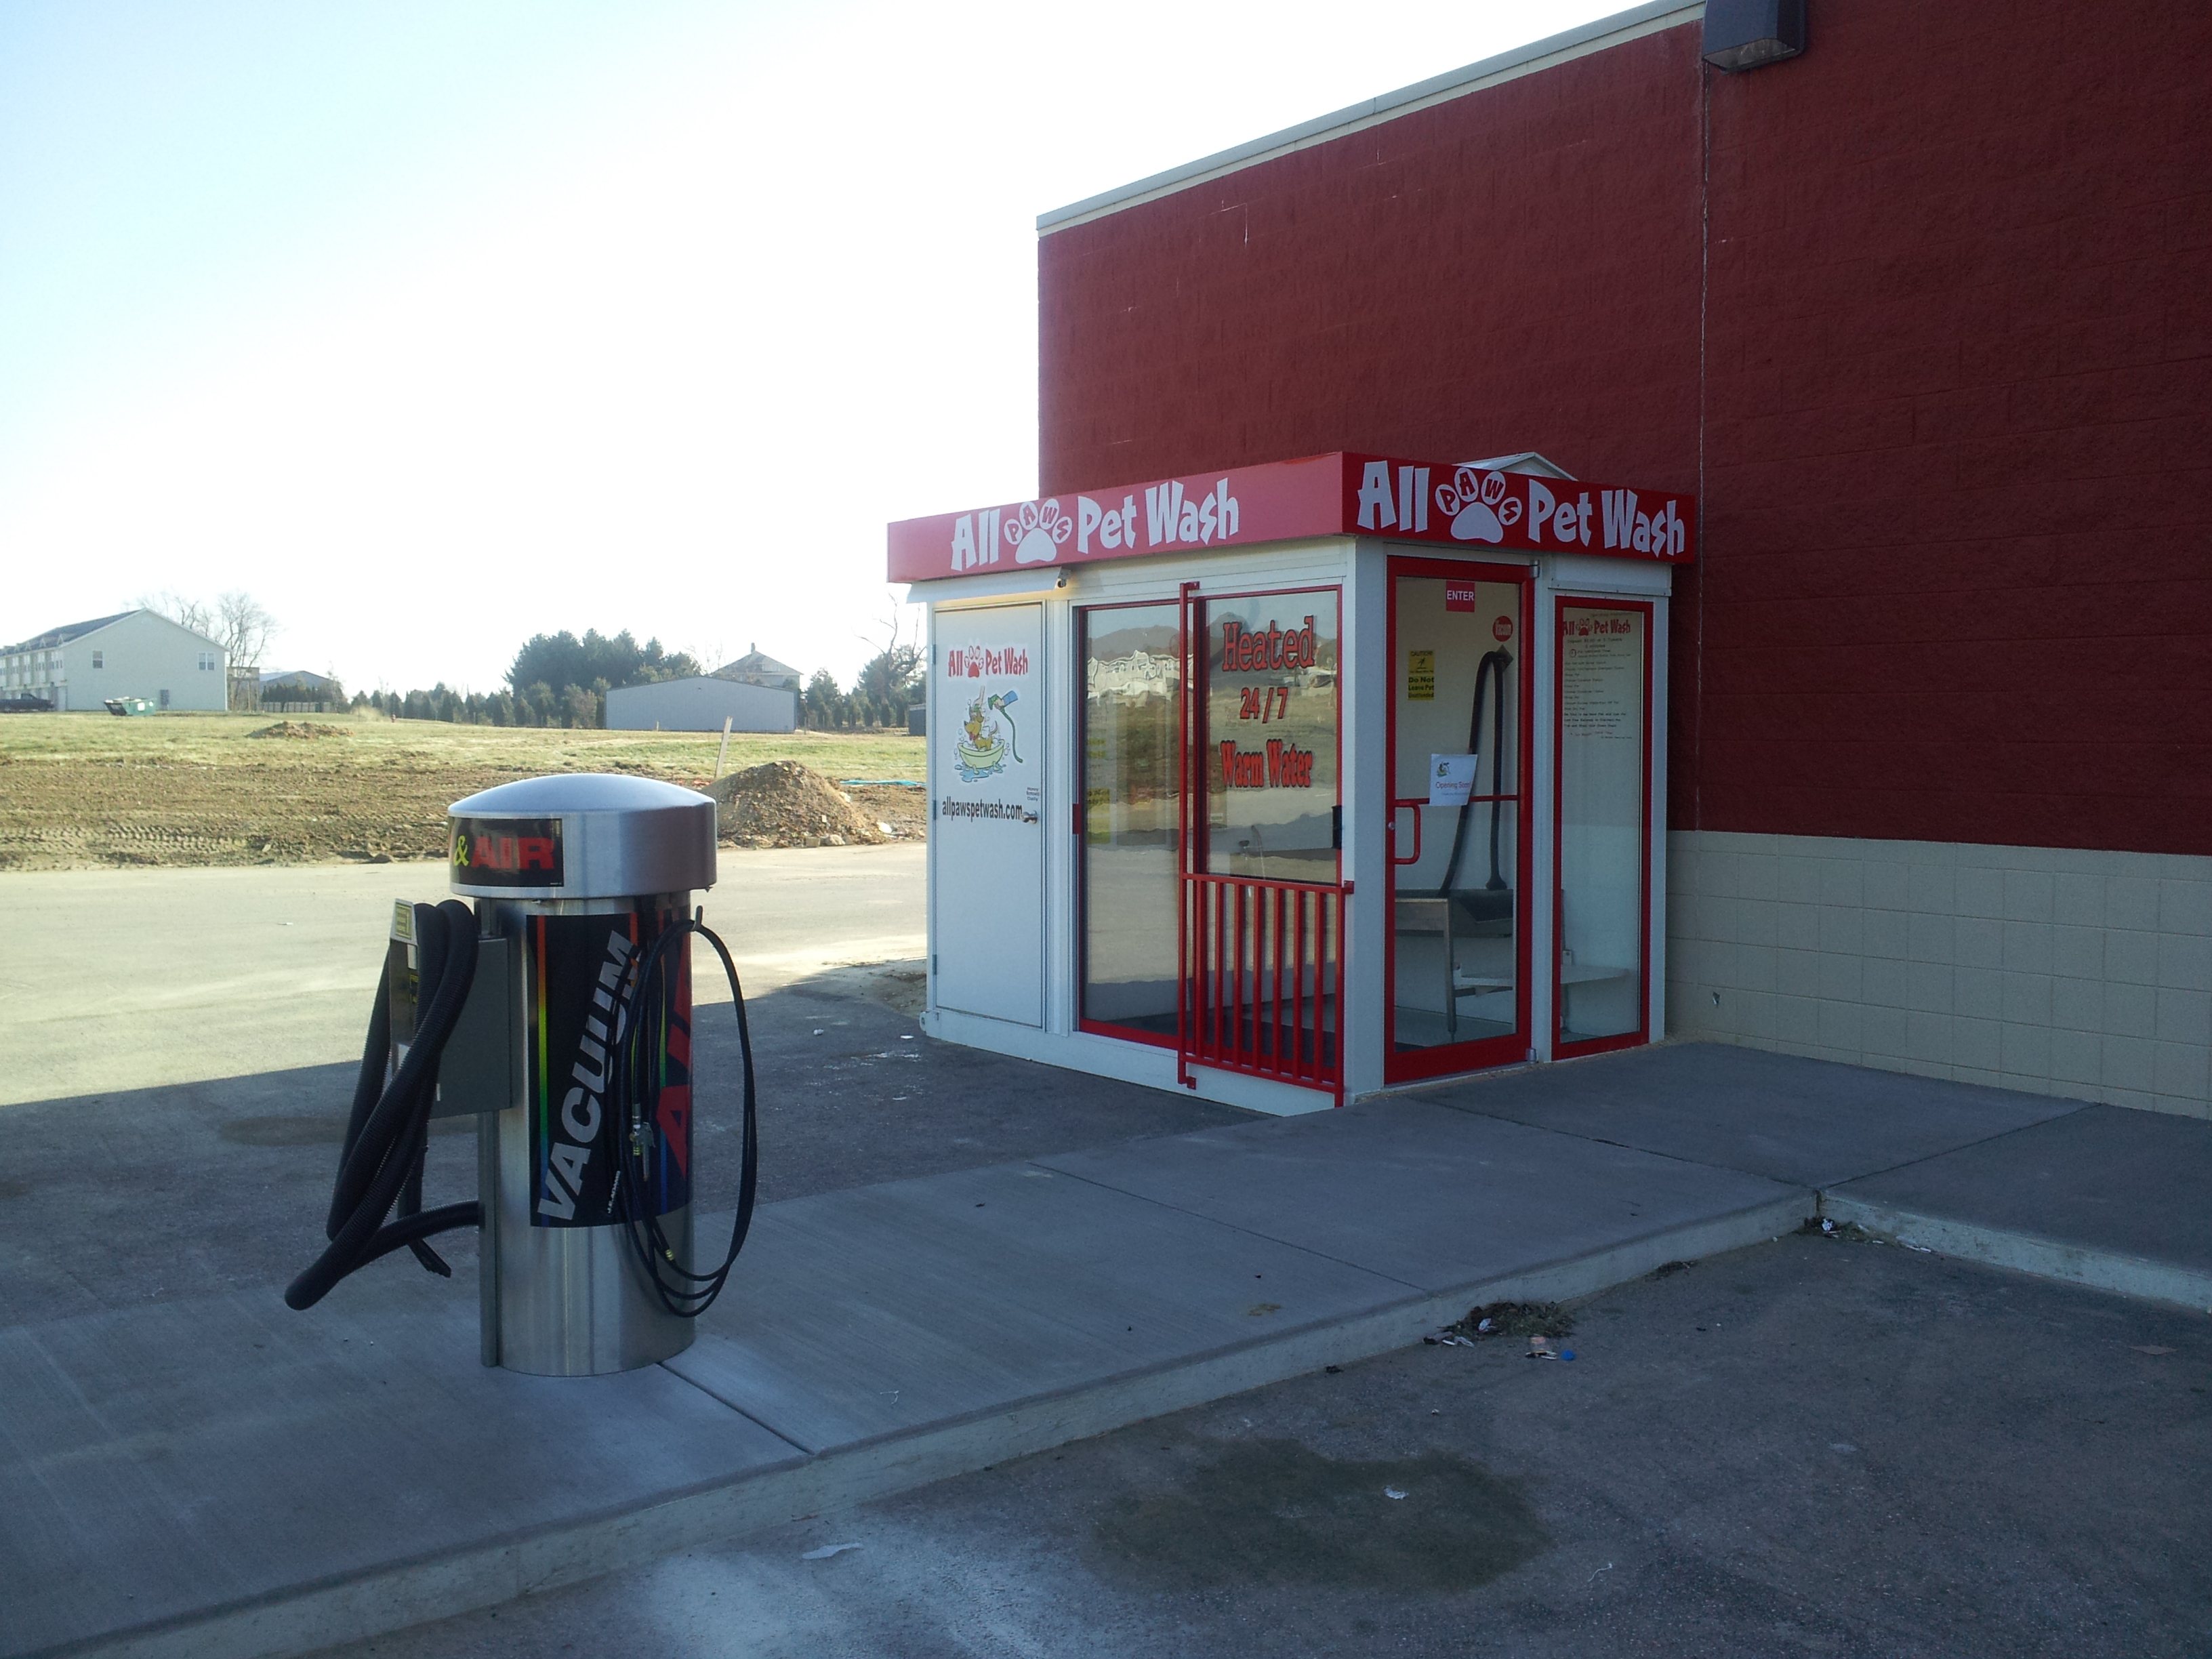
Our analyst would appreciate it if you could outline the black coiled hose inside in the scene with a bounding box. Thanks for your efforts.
[285,899,483,1311]
[1437,645,1514,897]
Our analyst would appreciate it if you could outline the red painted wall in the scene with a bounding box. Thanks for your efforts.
[1038,26,1706,499]
[1038,1,2212,856]
[1695,0,2212,854]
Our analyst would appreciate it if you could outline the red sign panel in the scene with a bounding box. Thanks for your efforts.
[886,453,1694,583]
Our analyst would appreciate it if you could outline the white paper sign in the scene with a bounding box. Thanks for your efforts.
[1429,753,1478,806]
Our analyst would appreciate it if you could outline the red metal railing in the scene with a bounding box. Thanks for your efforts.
[1179,874,1347,1103]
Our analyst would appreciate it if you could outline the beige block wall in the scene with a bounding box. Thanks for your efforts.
[1664,831,2212,1120]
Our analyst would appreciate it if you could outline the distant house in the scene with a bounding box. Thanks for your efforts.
[605,676,798,733]
[715,646,802,691]
[0,609,226,712]
[259,670,344,712]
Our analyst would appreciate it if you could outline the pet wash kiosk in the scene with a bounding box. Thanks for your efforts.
[892,451,1691,1113]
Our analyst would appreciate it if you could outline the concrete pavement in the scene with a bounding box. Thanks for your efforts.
[1825,1103,2212,1310]
[0,845,923,1106]
[2,1088,1811,1659]
[1425,1043,2212,1313]
[0,963,1244,1329]
[11,1034,2210,1659]
[326,1236,2212,1659]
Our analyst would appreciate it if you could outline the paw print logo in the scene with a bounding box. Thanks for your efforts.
[1434,468,1522,544]
[1006,499,1074,565]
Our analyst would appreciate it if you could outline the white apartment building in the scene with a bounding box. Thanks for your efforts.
[0,609,228,712]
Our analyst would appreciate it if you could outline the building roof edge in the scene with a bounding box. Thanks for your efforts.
[1036,0,1702,235]
[1,608,144,656]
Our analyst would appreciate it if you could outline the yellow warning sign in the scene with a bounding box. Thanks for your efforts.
[1407,649,1435,701]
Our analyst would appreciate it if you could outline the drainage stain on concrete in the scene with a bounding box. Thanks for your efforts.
[1091,1439,1549,1591]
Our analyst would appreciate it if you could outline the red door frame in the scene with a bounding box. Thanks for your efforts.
[1551,596,1655,1060]
[1382,555,1535,1084]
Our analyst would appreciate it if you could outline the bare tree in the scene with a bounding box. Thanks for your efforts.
[853,592,925,712]
[134,589,276,666]
[136,590,214,639]
[214,591,277,668]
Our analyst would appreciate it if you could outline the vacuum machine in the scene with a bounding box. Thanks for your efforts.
[287,775,757,1375]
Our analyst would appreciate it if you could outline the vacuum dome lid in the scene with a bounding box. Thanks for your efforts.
[447,773,716,899]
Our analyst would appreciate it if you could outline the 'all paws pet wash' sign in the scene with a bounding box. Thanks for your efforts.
[888,453,1696,583]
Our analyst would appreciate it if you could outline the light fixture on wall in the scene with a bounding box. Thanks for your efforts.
[1702,0,1807,72]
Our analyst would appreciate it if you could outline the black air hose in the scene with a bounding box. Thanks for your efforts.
[285,899,482,1311]
[605,914,758,1319]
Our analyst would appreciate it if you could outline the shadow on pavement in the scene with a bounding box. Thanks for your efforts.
[0,961,1248,1326]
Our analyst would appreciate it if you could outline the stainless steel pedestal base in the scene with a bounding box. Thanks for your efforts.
[480,1104,695,1376]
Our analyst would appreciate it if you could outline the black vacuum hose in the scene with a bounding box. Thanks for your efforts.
[285,899,482,1311]
[606,914,758,1319]
[1438,647,1513,895]
[1482,645,1511,891]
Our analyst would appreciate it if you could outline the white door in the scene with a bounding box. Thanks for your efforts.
[933,604,1044,1025]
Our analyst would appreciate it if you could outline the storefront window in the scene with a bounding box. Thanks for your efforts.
[1079,602,1182,1040]
[1202,591,1340,883]
[1556,603,1648,1046]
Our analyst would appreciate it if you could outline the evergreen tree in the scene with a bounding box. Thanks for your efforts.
[506,630,697,699]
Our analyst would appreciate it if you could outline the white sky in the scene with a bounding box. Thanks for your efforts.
[0,0,1622,693]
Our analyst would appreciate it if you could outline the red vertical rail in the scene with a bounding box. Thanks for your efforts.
[1176,581,1201,1090]
[1180,872,1347,1103]
[1275,889,1286,1067]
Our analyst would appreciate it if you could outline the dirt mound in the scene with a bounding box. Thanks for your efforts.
[248,721,348,739]
[708,760,893,848]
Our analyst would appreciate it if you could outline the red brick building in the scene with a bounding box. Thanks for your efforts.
[1028,0,2208,1113]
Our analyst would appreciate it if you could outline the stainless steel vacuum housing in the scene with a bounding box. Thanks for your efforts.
[446,773,718,1376]
[447,773,716,899]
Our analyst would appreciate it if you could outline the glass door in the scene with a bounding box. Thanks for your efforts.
[1554,600,1651,1055]
[1385,559,1530,1081]
[1078,600,1183,1045]
[1076,588,1345,1096]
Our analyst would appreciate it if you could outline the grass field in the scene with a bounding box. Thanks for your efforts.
[0,711,927,870]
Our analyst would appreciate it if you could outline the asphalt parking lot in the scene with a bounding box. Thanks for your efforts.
[0,845,926,1106]
[324,1227,2212,1659]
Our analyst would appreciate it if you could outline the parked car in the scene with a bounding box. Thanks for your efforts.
[0,694,54,713]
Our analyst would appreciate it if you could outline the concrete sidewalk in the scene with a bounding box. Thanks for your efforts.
[1423,1042,2212,1311]
[3,1044,2207,1659]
